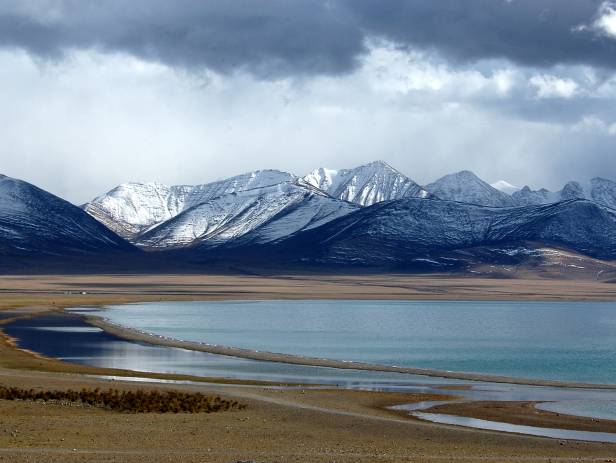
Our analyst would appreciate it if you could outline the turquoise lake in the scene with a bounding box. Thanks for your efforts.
[75,300,616,385]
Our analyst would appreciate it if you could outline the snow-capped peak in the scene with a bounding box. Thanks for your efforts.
[135,181,358,249]
[303,160,429,206]
[365,160,392,168]
[426,171,516,207]
[509,179,616,208]
[302,167,339,192]
[490,180,520,195]
[83,169,297,239]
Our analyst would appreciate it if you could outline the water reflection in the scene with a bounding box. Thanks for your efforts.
[413,411,616,443]
[537,400,616,421]
[6,312,616,441]
[2,313,463,387]
[73,300,616,384]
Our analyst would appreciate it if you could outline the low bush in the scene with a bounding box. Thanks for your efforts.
[0,386,245,413]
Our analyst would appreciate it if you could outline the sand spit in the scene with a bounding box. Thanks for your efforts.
[84,312,616,390]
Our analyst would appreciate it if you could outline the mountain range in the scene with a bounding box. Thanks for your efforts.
[2,161,616,275]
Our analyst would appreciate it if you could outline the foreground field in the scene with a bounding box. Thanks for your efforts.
[2,368,616,463]
[1,274,616,462]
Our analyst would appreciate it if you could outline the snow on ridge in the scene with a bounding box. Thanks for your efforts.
[303,167,339,192]
[426,171,516,207]
[135,181,358,249]
[512,178,616,209]
[83,169,298,239]
[490,180,520,194]
[78,161,616,253]
[303,160,429,206]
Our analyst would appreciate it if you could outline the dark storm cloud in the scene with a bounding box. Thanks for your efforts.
[0,0,364,77]
[0,0,615,78]
[347,0,616,69]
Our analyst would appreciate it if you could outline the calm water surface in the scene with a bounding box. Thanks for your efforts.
[7,312,616,440]
[2,313,461,387]
[73,300,616,384]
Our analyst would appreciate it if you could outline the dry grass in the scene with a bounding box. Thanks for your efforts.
[2,273,616,305]
[0,386,245,413]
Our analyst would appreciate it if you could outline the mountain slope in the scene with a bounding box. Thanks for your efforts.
[136,182,358,249]
[0,174,135,257]
[261,198,616,267]
[426,171,515,207]
[83,170,296,239]
[303,160,429,206]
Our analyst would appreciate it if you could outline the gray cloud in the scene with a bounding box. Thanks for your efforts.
[0,1,615,78]
[348,0,616,70]
[0,46,613,204]
[0,0,364,78]
[0,2,615,204]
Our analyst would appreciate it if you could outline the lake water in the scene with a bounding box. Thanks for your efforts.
[7,311,616,440]
[2,313,465,387]
[73,300,616,385]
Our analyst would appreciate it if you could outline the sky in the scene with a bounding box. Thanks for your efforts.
[1,0,616,203]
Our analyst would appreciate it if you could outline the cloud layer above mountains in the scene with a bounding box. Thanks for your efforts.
[0,1,615,202]
[2,1,616,77]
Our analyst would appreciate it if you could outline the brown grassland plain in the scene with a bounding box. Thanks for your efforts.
[0,274,616,462]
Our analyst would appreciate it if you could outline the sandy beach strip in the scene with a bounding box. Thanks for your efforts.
[82,311,616,390]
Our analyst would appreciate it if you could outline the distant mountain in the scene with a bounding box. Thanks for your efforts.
[263,198,616,267]
[0,174,135,259]
[303,160,429,206]
[490,180,520,195]
[512,178,616,210]
[426,171,516,207]
[136,181,358,249]
[3,164,616,275]
[83,170,296,239]
[560,181,587,200]
[590,177,616,210]
[512,181,585,205]
[511,186,559,206]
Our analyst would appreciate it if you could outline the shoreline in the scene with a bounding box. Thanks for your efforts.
[10,310,616,446]
[422,400,616,434]
[81,310,616,391]
[2,276,616,459]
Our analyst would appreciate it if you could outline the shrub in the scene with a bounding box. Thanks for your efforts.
[0,386,245,413]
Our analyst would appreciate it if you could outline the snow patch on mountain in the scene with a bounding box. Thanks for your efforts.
[560,181,586,200]
[136,182,358,249]
[83,170,297,239]
[490,180,520,195]
[512,178,616,209]
[426,171,515,207]
[303,160,429,206]
[511,186,559,206]
[590,177,616,210]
